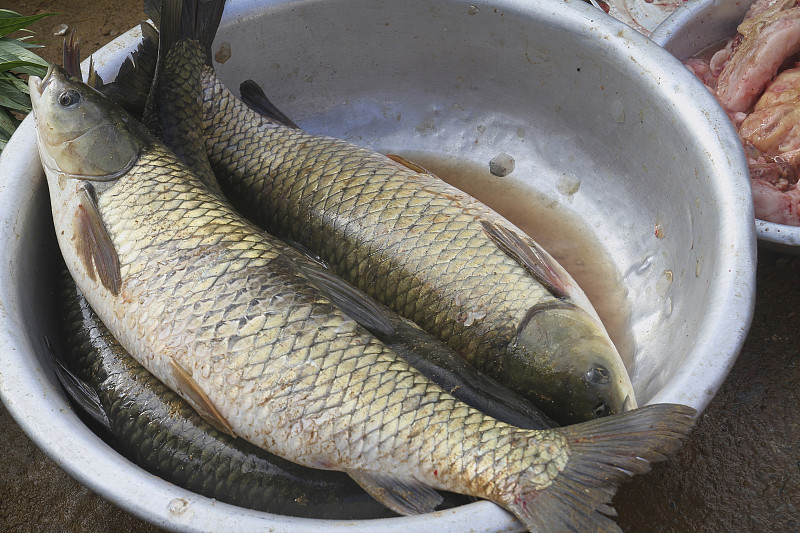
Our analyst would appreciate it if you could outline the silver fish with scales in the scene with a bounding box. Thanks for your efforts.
[29,65,695,532]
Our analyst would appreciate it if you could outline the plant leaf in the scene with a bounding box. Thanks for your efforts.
[0,13,56,37]
[0,37,49,75]
[15,36,45,48]
[0,59,47,73]
[0,107,18,136]
[0,76,32,112]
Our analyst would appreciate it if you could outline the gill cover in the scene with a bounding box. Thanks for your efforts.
[29,65,147,181]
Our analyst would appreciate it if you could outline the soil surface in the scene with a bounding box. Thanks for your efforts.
[2,1,800,532]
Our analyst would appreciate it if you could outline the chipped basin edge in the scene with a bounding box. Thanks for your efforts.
[651,0,800,254]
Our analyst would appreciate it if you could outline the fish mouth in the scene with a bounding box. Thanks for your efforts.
[27,64,53,113]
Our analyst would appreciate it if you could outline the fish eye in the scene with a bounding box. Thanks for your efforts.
[58,90,81,107]
[592,402,610,417]
[586,365,611,385]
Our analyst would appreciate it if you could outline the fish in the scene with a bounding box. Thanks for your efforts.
[62,26,561,431]
[106,0,635,425]
[716,1,800,114]
[135,0,636,424]
[29,62,695,533]
[53,268,405,518]
[71,0,556,431]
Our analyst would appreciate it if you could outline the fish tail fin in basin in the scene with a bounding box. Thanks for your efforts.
[504,403,695,532]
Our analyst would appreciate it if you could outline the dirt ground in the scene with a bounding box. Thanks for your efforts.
[2,1,800,532]
[6,0,145,64]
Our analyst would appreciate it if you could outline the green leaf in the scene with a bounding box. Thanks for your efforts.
[0,13,56,37]
[0,76,32,113]
[0,107,18,136]
[0,59,47,74]
[0,37,49,75]
[2,72,30,93]
[15,36,45,48]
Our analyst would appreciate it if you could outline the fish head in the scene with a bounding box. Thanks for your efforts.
[28,64,148,182]
[514,301,637,425]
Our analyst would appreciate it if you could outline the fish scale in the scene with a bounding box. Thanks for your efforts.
[32,46,696,531]
[204,94,541,351]
[198,70,639,422]
[56,270,396,518]
[97,150,532,485]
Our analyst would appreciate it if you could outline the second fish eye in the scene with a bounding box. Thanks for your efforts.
[58,90,81,107]
[586,365,611,384]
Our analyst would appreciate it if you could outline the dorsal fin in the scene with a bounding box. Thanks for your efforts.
[239,79,299,128]
[480,219,569,299]
[385,154,437,177]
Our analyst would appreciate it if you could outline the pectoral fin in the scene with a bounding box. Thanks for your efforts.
[44,334,112,432]
[295,261,395,337]
[74,183,121,296]
[480,219,569,299]
[346,470,444,515]
[168,357,235,437]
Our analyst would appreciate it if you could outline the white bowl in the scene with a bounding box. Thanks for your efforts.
[0,0,756,530]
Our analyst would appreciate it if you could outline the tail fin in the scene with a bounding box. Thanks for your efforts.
[179,0,225,64]
[62,29,81,80]
[144,0,226,196]
[153,0,225,64]
[507,403,696,532]
[101,21,159,115]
